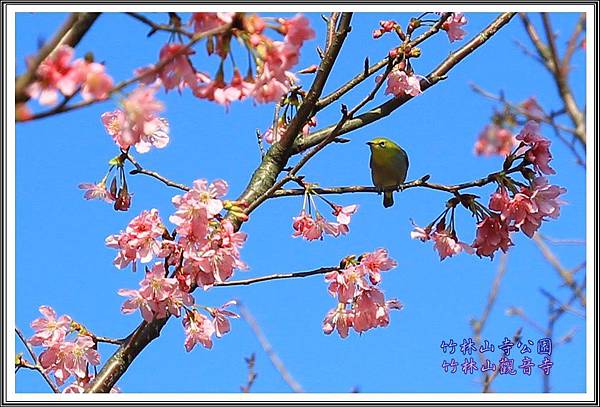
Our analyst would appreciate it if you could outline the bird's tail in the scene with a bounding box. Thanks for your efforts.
[383,191,394,208]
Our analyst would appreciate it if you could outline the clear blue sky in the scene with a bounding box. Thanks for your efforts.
[15,11,586,393]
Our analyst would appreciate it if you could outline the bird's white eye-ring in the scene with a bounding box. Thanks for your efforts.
[379,141,385,147]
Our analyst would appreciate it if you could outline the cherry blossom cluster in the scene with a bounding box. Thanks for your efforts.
[474,96,545,157]
[412,121,566,260]
[101,86,170,153]
[26,44,113,106]
[103,179,244,350]
[292,187,358,241]
[138,13,315,108]
[25,306,114,392]
[372,12,470,99]
[118,264,239,351]
[322,249,403,338]
[79,155,134,211]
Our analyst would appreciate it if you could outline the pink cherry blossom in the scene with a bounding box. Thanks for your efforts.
[332,204,358,226]
[183,310,216,351]
[530,177,567,219]
[138,262,178,303]
[189,12,234,34]
[158,43,197,92]
[78,178,115,203]
[383,69,421,97]
[281,14,316,46]
[474,124,516,156]
[29,305,72,346]
[325,266,368,303]
[292,210,320,240]
[189,220,248,285]
[105,209,165,270]
[472,215,513,258]
[75,61,114,101]
[352,287,399,333]
[359,248,397,284]
[38,338,72,385]
[521,96,544,118]
[323,306,354,338]
[207,300,239,338]
[443,13,468,42]
[516,121,555,175]
[410,223,432,241]
[64,335,100,379]
[431,227,473,261]
[170,179,228,243]
[118,288,154,322]
[26,45,79,105]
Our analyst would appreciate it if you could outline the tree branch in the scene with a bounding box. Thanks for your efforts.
[293,12,517,154]
[19,22,232,122]
[519,13,586,145]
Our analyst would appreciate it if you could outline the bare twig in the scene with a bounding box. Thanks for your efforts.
[126,12,194,38]
[125,152,190,192]
[519,13,586,145]
[471,254,508,393]
[481,327,523,392]
[240,353,258,393]
[237,302,304,393]
[533,233,585,307]
[214,266,338,287]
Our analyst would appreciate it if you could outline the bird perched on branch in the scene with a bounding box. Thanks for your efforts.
[367,137,409,208]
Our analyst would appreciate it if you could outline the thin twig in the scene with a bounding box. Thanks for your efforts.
[533,233,585,307]
[237,302,304,393]
[471,253,508,393]
[125,152,190,191]
[15,328,60,393]
[481,327,522,393]
[126,12,194,38]
[215,266,338,287]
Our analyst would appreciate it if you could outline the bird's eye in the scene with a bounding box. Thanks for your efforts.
[379,141,385,147]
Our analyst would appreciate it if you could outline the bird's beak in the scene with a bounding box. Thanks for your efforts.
[366,141,373,146]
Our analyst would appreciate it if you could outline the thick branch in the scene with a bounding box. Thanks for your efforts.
[227,13,353,228]
[15,12,100,103]
[87,14,352,393]
[519,13,586,145]
[293,12,517,154]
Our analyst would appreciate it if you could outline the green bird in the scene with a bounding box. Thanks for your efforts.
[367,137,410,208]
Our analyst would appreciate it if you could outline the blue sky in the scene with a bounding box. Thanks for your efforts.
[14,11,586,393]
